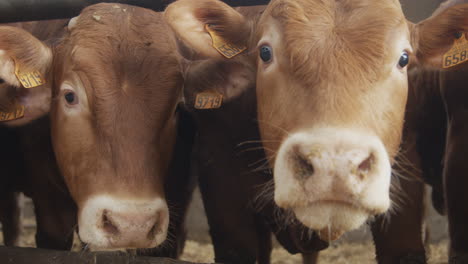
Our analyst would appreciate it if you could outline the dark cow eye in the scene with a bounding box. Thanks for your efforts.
[398,51,409,68]
[64,91,78,105]
[0,79,5,84]
[259,45,273,63]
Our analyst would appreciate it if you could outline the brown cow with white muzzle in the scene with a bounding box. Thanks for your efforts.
[0,4,195,254]
[164,0,468,263]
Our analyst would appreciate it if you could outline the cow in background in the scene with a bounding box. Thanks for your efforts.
[0,20,70,249]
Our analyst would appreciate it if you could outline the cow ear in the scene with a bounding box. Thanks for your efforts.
[184,59,256,108]
[410,3,468,68]
[0,26,52,126]
[165,0,251,60]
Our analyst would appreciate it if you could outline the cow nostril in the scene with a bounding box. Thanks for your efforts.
[292,148,315,179]
[102,211,119,236]
[147,213,161,240]
[357,153,374,179]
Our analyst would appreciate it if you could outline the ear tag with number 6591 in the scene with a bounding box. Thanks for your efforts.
[194,92,223,109]
[443,33,468,68]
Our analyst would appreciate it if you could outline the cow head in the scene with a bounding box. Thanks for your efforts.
[166,0,468,241]
[0,4,184,250]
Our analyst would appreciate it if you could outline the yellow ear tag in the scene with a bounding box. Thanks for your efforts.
[443,33,468,68]
[205,24,246,59]
[194,92,223,109]
[0,104,24,121]
[14,60,46,88]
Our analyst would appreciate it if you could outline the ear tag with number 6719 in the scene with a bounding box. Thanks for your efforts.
[443,33,468,68]
[14,59,46,88]
[194,92,223,109]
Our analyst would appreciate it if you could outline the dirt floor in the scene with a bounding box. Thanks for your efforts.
[182,239,450,264]
[0,223,451,264]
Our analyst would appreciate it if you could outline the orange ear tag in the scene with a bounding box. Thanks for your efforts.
[0,104,24,121]
[194,92,223,109]
[443,33,468,68]
[205,24,246,59]
[14,59,46,88]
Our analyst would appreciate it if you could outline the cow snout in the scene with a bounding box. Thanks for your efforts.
[273,129,391,240]
[290,144,375,182]
[99,209,163,247]
[78,196,169,250]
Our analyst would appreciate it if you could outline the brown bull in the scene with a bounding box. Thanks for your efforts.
[164,0,468,263]
[0,4,195,253]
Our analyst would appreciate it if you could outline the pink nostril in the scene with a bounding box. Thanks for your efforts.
[101,210,119,236]
[357,153,374,179]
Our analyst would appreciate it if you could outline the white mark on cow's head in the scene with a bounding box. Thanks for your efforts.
[68,16,80,31]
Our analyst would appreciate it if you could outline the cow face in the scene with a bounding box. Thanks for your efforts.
[166,0,468,241]
[252,0,410,240]
[0,4,183,250]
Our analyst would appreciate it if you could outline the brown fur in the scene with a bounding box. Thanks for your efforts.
[194,0,252,47]
[48,4,194,254]
[413,3,468,66]
[179,1,409,263]
[167,0,468,262]
[49,4,183,202]
[0,20,77,250]
[0,4,196,254]
[251,0,409,166]
[261,0,404,87]
[435,0,468,15]
[0,20,66,112]
[0,26,51,74]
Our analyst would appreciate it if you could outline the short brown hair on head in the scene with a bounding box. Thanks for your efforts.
[262,0,405,87]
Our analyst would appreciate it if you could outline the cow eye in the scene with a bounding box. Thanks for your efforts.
[398,51,409,68]
[259,45,273,63]
[64,90,78,105]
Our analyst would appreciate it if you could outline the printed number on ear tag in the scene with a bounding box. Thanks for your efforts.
[0,104,25,121]
[15,70,45,88]
[443,33,468,68]
[205,24,246,59]
[194,92,223,109]
[14,59,46,88]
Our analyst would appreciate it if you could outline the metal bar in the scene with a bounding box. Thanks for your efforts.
[0,246,215,264]
[0,0,270,23]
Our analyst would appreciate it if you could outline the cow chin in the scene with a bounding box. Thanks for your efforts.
[292,202,370,241]
[77,195,169,251]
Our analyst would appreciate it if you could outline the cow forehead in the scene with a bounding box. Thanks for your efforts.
[64,3,175,70]
[259,0,407,86]
[64,44,181,131]
[54,4,182,136]
[58,3,180,97]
